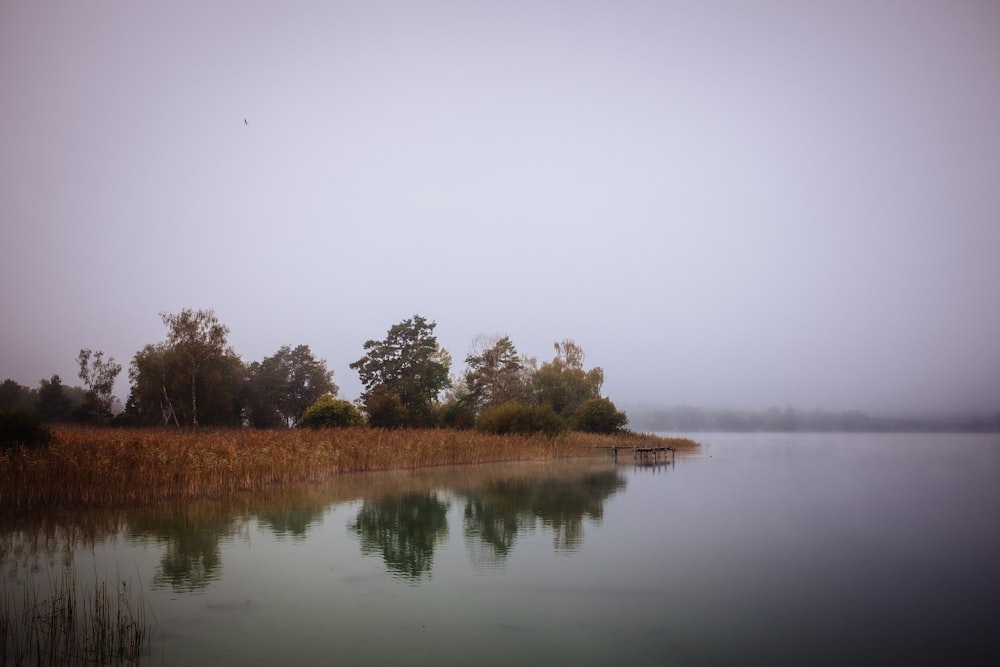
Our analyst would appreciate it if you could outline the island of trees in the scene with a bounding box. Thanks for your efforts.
[2,309,699,513]
[1,309,632,444]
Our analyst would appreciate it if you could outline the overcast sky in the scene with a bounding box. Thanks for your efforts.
[2,0,998,414]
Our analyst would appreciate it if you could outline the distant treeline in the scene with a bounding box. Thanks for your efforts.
[625,405,1000,433]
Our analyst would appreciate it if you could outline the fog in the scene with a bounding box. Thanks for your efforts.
[2,1,999,415]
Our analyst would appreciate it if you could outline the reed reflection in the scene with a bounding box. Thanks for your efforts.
[2,461,625,592]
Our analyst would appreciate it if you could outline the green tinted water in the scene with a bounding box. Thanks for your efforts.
[3,434,998,666]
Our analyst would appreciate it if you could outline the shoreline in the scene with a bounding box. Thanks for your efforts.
[0,426,698,515]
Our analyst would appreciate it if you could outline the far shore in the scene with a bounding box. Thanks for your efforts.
[0,426,698,515]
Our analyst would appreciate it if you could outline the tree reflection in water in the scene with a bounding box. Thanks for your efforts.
[128,506,247,592]
[463,470,626,563]
[2,462,627,591]
[348,493,450,581]
[256,505,326,541]
[349,468,627,576]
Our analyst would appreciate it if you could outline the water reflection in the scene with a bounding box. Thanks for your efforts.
[1,461,625,592]
[342,466,626,578]
[128,506,247,592]
[462,469,626,563]
[349,493,450,580]
[256,505,326,540]
[5,436,996,666]
[0,512,128,574]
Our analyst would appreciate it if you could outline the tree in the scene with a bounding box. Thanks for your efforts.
[127,309,242,427]
[0,379,36,413]
[463,335,527,413]
[160,309,233,426]
[243,359,284,429]
[571,397,628,434]
[531,340,603,419]
[299,394,365,429]
[36,375,74,422]
[350,315,451,428]
[128,343,184,426]
[246,345,337,428]
[437,378,477,429]
[362,384,409,429]
[77,348,122,423]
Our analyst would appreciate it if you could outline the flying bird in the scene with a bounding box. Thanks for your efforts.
[244,118,248,125]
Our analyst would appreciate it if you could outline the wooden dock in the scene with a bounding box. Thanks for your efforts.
[596,444,675,464]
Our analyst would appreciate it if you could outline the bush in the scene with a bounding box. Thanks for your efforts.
[571,397,628,434]
[361,386,409,429]
[299,395,366,429]
[438,399,477,430]
[0,408,52,450]
[476,401,566,436]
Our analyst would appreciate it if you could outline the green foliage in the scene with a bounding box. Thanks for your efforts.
[436,374,476,429]
[127,309,242,426]
[37,375,74,423]
[246,344,337,428]
[0,379,36,412]
[127,343,182,426]
[198,354,247,426]
[476,401,566,436]
[463,335,528,413]
[438,397,477,429]
[77,348,122,424]
[299,395,365,429]
[350,315,451,428]
[160,308,234,426]
[571,397,628,434]
[531,340,603,419]
[0,408,52,450]
[362,385,409,429]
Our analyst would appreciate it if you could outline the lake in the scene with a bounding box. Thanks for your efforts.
[2,432,998,666]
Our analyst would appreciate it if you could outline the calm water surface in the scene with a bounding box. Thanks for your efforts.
[3,433,998,666]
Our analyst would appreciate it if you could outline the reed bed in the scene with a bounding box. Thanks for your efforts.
[0,426,697,514]
[0,568,149,666]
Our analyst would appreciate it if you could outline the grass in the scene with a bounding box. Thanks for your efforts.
[0,426,697,514]
[0,568,149,666]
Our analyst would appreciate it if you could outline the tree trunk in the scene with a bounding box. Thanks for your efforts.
[191,373,199,427]
[161,383,180,426]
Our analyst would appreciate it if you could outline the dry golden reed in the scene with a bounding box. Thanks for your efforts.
[0,426,697,514]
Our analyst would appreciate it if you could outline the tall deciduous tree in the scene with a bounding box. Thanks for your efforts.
[531,340,604,419]
[77,348,122,423]
[128,343,183,425]
[128,309,241,426]
[245,344,337,428]
[160,309,232,426]
[350,315,451,428]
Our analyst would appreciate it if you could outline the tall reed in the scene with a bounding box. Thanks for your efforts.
[0,568,149,666]
[0,427,697,513]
